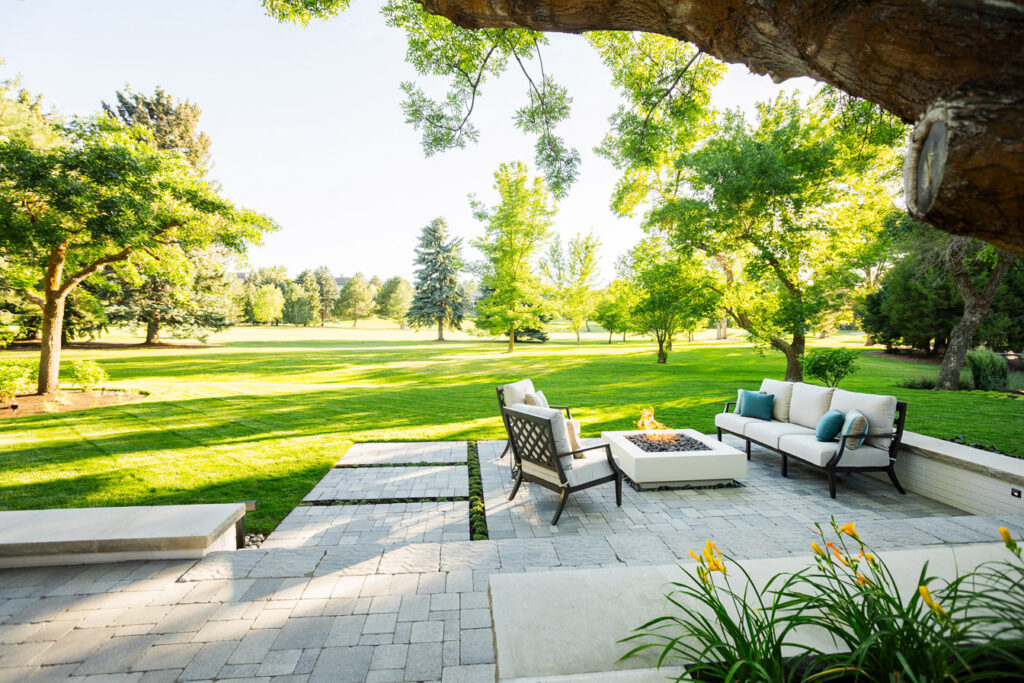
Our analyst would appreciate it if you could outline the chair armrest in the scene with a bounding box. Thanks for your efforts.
[723,401,736,414]
[550,404,573,419]
[565,443,621,474]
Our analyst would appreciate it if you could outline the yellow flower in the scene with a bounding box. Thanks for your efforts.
[707,556,727,573]
[812,542,826,558]
[856,572,873,587]
[1000,527,1014,545]
[858,551,876,565]
[919,585,947,618]
[689,549,701,563]
[833,550,850,567]
[840,522,859,540]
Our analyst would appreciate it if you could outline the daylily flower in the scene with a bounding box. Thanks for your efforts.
[689,548,701,563]
[833,550,850,567]
[919,585,947,618]
[858,551,876,565]
[856,572,873,587]
[812,542,826,558]
[840,522,859,540]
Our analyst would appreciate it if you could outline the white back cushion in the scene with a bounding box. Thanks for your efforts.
[759,379,794,422]
[502,379,535,407]
[789,383,836,429]
[506,403,574,469]
[830,389,897,437]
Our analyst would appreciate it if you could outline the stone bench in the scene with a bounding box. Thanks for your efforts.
[0,503,246,568]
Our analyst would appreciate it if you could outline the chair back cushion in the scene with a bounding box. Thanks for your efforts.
[733,389,745,414]
[505,404,574,472]
[524,390,549,408]
[738,390,773,421]
[840,409,870,450]
[759,379,794,422]
[502,379,535,407]
[789,383,836,429]
[815,409,845,442]
[829,389,897,441]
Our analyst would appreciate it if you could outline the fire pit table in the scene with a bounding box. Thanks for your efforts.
[601,429,747,489]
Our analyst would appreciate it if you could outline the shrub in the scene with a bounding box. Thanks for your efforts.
[966,348,1009,391]
[70,360,108,392]
[898,375,937,390]
[800,348,859,387]
[0,360,36,404]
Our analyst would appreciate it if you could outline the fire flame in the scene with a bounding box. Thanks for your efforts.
[636,407,675,442]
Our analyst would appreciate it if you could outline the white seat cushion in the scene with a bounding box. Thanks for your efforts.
[759,379,794,422]
[506,403,573,470]
[745,420,815,448]
[522,460,562,486]
[715,412,760,435]
[565,450,615,488]
[789,383,836,429]
[829,389,897,444]
[502,379,535,407]
[779,434,890,468]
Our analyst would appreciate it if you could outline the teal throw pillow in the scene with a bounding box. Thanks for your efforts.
[738,389,773,421]
[815,409,845,442]
[840,409,870,449]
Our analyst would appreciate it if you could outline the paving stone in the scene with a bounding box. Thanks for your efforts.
[217,662,259,678]
[458,629,493,665]
[459,609,490,630]
[338,442,467,466]
[180,552,265,582]
[255,648,301,676]
[151,604,219,635]
[409,621,444,643]
[439,543,499,571]
[429,593,459,613]
[397,595,430,623]
[378,544,440,574]
[362,613,397,635]
[405,641,443,681]
[314,547,382,577]
[130,642,202,670]
[496,539,558,569]
[191,619,252,643]
[370,643,408,670]
[0,641,52,667]
[304,467,467,502]
[35,628,113,665]
[441,663,496,682]
[179,640,237,681]
[309,646,372,683]
[228,628,279,664]
[249,550,326,579]
[324,616,365,648]
[272,617,332,651]
[550,535,620,567]
[73,635,158,675]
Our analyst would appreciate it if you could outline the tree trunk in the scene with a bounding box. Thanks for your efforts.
[352,319,357,327]
[437,319,445,341]
[37,245,69,395]
[657,336,667,364]
[146,315,161,344]
[819,330,827,339]
[772,332,805,382]
[418,0,1024,254]
[575,329,581,345]
[935,240,1016,390]
[608,331,613,344]
[622,332,626,342]
[585,320,591,332]
[508,327,515,353]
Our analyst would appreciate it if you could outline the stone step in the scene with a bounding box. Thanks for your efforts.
[0,504,246,568]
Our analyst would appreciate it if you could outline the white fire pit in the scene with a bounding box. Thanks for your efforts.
[601,429,747,489]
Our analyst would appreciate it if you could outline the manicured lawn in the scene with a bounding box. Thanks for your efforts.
[1,324,1021,533]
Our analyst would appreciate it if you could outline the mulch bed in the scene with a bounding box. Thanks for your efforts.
[0,389,147,418]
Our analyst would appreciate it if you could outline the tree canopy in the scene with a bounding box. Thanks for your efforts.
[407,218,467,340]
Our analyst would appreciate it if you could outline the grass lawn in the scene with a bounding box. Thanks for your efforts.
[2,323,1021,533]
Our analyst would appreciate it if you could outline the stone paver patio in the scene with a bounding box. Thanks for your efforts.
[2,436,1022,682]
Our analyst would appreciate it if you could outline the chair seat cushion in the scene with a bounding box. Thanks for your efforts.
[502,379,536,407]
[565,450,615,488]
[779,434,890,468]
[745,420,815,448]
[715,412,759,435]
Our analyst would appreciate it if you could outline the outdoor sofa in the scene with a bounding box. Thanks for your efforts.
[715,379,908,498]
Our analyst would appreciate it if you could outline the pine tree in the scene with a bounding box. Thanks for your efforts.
[407,218,467,341]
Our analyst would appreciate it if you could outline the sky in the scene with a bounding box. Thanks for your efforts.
[0,0,813,284]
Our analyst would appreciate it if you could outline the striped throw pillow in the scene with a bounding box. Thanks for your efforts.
[840,409,870,450]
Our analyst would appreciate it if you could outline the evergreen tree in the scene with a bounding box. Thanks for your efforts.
[333,273,376,326]
[375,276,414,327]
[302,266,339,325]
[406,218,467,341]
[103,85,211,172]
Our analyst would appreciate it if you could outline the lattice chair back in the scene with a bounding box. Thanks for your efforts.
[501,407,567,485]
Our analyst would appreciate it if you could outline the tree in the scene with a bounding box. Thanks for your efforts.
[300,266,339,325]
[542,232,600,344]
[471,161,555,352]
[629,239,720,363]
[103,85,211,172]
[253,284,285,324]
[594,279,638,343]
[268,0,1024,255]
[282,279,318,326]
[333,273,376,326]
[407,218,467,341]
[623,94,889,380]
[0,115,274,394]
[375,276,414,327]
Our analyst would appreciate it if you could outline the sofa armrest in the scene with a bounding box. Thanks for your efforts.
[723,401,736,414]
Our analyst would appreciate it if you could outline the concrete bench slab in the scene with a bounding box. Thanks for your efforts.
[490,542,1009,681]
[0,504,245,568]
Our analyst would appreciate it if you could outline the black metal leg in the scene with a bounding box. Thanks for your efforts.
[828,469,837,499]
[781,454,788,478]
[615,474,622,506]
[887,465,907,494]
[508,471,523,501]
[500,440,511,458]
[716,428,722,441]
[551,489,569,525]
[745,439,751,460]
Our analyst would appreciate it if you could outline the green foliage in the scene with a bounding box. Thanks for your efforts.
[800,348,859,387]
[298,266,339,325]
[0,72,61,148]
[466,441,488,541]
[407,218,467,336]
[253,284,285,324]
[542,232,600,343]
[0,359,35,404]
[472,162,556,348]
[624,520,1024,682]
[966,348,1009,392]
[334,273,377,326]
[70,360,108,392]
[594,279,639,342]
[629,238,721,363]
[375,276,414,326]
[103,85,212,173]
[282,280,318,326]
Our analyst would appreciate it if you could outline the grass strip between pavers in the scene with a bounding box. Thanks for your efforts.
[467,441,488,541]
